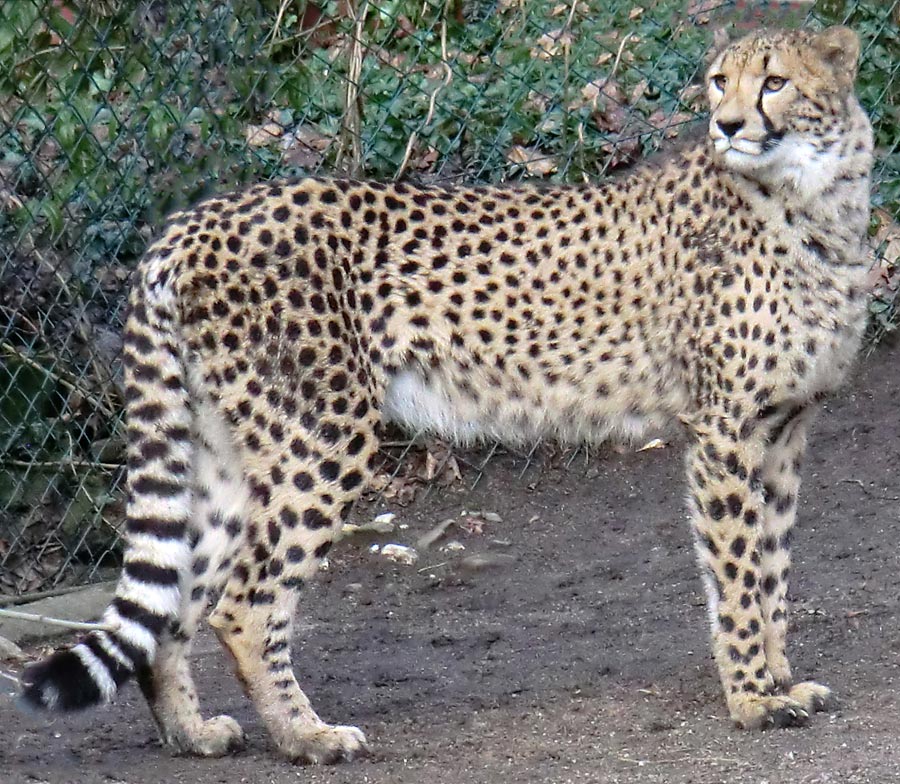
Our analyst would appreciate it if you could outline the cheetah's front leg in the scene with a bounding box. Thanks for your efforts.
[687,414,808,729]
[757,405,834,714]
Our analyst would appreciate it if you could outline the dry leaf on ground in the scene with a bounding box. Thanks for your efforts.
[646,110,696,138]
[245,122,284,147]
[868,207,900,295]
[368,442,463,505]
[532,29,574,59]
[506,145,558,177]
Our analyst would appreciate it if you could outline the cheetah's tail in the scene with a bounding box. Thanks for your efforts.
[20,266,192,711]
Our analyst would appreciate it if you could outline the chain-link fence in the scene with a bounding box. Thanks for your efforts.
[1,0,897,598]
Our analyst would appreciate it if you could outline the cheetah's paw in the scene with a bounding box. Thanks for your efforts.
[280,722,369,765]
[788,681,836,714]
[165,714,245,757]
[766,655,792,692]
[729,694,810,730]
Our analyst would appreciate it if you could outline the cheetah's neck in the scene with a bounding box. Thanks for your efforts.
[724,104,873,270]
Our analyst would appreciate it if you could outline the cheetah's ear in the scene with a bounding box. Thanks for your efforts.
[705,27,731,64]
[814,26,860,84]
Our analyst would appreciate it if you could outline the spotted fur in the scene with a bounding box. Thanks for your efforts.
[21,26,873,759]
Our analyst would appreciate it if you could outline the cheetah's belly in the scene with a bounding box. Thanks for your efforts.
[383,369,487,442]
[382,368,664,446]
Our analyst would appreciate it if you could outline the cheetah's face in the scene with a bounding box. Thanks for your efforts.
[706,26,861,192]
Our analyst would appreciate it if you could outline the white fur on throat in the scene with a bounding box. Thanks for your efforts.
[717,137,845,202]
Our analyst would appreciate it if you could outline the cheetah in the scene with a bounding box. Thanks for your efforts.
[22,26,874,762]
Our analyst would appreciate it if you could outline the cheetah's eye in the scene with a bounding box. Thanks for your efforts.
[711,74,727,91]
[763,76,787,93]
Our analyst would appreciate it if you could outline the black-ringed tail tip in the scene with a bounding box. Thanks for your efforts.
[19,632,141,712]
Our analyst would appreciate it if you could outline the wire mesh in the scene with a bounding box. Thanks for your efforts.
[0,0,897,596]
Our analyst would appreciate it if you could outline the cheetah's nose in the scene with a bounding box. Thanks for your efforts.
[716,119,745,138]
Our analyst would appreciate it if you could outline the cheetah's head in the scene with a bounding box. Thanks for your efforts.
[706,26,868,198]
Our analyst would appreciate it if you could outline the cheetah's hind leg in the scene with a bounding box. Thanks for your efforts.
[139,395,247,756]
[207,375,380,762]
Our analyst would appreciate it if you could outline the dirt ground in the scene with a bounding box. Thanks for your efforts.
[2,339,899,784]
